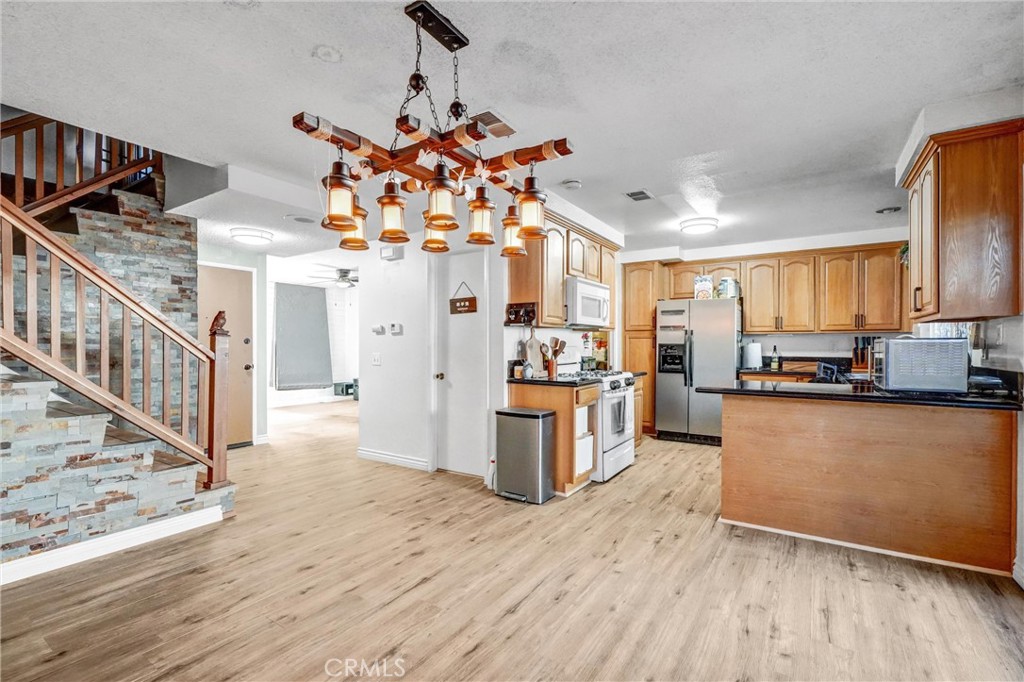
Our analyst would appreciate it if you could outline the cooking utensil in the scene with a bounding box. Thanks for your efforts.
[555,339,566,358]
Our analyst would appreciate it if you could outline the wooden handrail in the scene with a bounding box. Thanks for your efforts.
[1,197,213,360]
[2,112,161,217]
[0,199,229,486]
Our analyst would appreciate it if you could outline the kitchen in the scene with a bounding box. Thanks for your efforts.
[491,113,1022,584]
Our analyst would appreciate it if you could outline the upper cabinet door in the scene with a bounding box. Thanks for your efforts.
[705,262,741,290]
[541,224,566,326]
[585,241,602,281]
[779,256,816,332]
[915,153,939,318]
[667,264,703,299]
[623,262,659,330]
[860,247,903,330]
[600,246,617,329]
[566,230,587,279]
[817,251,859,331]
[742,259,779,333]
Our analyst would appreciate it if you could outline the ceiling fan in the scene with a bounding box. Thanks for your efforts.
[307,267,359,288]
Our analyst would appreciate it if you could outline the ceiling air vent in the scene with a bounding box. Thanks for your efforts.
[625,189,655,202]
[469,109,516,138]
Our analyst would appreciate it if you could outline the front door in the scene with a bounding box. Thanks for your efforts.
[198,264,254,447]
[433,251,488,477]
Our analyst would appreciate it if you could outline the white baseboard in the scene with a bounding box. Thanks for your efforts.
[719,517,1012,578]
[252,434,270,445]
[358,447,430,472]
[0,506,224,585]
[1014,562,1024,589]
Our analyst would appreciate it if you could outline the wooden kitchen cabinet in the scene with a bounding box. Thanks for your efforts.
[667,262,740,299]
[508,383,598,496]
[743,257,815,332]
[623,262,661,330]
[818,247,901,331]
[508,220,566,327]
[667,263,703,299]
[624,331,656,434]
[904,119,1022,321]
[566,229,602,282]
[743,259,780,332]
[818,251,859,331]
[600,246,617,329]
[779,256,816,331]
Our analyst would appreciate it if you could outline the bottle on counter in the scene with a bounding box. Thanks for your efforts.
[770,345,780,371]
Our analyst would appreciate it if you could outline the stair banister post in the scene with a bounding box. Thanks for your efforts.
[204,310,230,489]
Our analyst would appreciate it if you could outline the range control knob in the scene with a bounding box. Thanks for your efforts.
[624,377,635,387]
[609,380,621,390]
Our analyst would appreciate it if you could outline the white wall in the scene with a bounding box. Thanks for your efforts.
[326,286,359,382]
[356,245,434,469]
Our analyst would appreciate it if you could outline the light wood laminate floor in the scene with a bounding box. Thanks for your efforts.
[2,401,1023,681]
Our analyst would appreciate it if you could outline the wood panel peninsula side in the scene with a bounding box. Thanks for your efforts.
[696,383,1019,574]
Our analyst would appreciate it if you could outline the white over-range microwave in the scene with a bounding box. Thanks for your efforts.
[566,276,611,328]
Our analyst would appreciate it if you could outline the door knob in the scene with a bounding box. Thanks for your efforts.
[434,372,445,380]
[243,363,254,371]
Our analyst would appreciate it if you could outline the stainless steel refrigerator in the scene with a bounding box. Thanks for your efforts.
[655,299,741,438]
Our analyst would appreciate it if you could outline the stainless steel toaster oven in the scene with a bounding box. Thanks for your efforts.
[871,338,969,393]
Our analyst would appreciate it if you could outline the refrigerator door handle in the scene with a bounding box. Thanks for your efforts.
[688,330,695,388]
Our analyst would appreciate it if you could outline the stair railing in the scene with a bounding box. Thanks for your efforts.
[1,112,162,217]
[0,197,229,488]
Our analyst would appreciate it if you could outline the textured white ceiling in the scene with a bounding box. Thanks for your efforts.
[3,1,1021,252]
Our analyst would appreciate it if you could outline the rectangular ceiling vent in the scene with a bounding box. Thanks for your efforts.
[625,189,655,202]
[469,109,516,138]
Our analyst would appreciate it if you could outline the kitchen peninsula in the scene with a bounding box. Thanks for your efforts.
[697,381,1020,574]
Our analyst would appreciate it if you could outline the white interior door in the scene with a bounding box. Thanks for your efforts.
[434,251,489,477]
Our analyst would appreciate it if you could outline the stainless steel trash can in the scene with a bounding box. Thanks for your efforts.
[495,407,555,504]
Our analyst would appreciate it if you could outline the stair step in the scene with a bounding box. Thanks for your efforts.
[45,400,109,420]
[152,450,199,472]
[1,373,57,393]
[103,425,154,448]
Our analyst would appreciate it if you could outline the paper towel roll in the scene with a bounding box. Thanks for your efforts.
[742,343,763,369]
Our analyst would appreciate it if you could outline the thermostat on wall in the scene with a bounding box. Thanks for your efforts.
[371,325,386,335]
[380,245,405,261]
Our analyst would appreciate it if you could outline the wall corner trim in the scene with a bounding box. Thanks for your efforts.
[253,434,271,445]
[357,448,431,471]
[0,506,224,586]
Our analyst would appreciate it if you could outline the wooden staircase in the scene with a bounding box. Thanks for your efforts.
[1,188,230,489]
[1,112,163,220]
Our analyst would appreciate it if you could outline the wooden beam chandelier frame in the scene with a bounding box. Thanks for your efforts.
[293,1,573,256]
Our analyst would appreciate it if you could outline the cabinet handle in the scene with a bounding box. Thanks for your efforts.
[912,287,922,313]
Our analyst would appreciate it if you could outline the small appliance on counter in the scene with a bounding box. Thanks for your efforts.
[872,338,970,393]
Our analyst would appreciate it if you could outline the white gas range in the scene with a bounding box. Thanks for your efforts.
[559,370,636,482]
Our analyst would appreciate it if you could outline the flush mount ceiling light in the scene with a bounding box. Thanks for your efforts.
[680,217,719,235]
[875,206,902,214]
[292,0,573,257]
[230,227,274,245]
[560,178,583,190]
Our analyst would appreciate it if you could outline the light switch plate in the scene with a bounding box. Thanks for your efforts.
[371,353,382,366]
[390,323,404,336]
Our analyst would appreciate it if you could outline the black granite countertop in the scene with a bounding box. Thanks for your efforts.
[507,376,602,387]
[696,381,1022,411]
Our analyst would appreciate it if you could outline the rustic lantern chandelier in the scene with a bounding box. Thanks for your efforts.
[294,1,573,255]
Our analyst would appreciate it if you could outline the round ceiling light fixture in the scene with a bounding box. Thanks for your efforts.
[230,227,274,245]
[283,213,317,224]
[875,206,902,214]
[560,179,583,191]
[680,217,719,235]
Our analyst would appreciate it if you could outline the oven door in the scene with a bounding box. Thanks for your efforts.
[601,387,635,451]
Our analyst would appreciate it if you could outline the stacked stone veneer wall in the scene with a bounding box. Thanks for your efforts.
[1,375,235,563]
[9,190,200,437]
